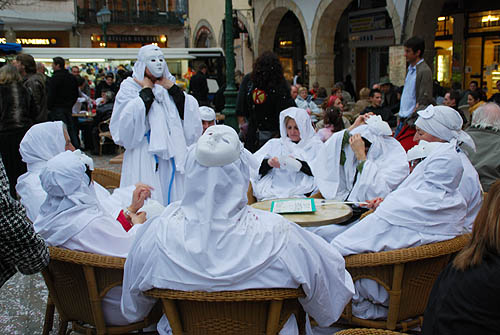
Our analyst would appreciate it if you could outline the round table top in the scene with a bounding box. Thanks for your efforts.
[250,198,353,227]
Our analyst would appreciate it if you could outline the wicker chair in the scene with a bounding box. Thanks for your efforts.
[97,119,115,156]
[144,287,306,335]
[42,247,161,335]
[92,168,121,190]
[335,328,408,335]
[338,234,470,332]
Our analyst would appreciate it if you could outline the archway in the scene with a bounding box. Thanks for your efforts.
[255,0,308,58]
[193,20,216,48]
[273,11,306,84]
[311,0,396,90]
[405,0,446,66]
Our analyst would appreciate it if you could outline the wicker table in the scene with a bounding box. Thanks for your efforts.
[251,198,352,227]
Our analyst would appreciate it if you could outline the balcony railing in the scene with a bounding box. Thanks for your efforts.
[77,7,184,26]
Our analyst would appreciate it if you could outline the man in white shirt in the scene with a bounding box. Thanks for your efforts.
[121,125,354,334]
[395,36,434,139]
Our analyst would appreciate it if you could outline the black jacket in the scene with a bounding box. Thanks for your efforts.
[95,81,118,99]
[47,69,78,110]
[23,73,48,123]
[189,71,209,105]
[361,105,397,128]
[236,74,296,151]
[0,83,37,133]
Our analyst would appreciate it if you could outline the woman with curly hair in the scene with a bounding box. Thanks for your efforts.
[236,51,296,152]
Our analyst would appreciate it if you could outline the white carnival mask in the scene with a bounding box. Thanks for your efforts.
[195,125,240,167]
[144,48,166,78]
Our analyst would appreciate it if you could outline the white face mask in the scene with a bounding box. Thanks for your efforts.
[195,125,240,167]
[144,49,166,78]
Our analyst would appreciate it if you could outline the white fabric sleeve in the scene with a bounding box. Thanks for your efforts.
[348,159,408,202]
[182,94,203,146]
[280,224,354,326]
[110,79,148,150]
[61,216,136,258]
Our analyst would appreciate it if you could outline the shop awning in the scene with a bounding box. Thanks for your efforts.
[0,43,22,55]
[21,47,224,63]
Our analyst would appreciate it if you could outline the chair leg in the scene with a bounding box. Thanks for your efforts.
[58,318,68,335]
[42,295,55,335]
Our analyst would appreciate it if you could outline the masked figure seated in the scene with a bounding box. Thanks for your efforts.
[120,125,355,334]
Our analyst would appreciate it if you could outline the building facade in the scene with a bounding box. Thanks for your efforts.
[75,0,186,48]
[0,0,76,47]
[188,0,254,74]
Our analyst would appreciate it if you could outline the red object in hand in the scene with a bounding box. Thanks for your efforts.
[117,210,133,232]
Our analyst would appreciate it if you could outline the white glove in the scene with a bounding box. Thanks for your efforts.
[278,156,302,172]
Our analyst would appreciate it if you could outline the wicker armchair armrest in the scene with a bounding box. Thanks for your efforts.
[345,234,470,268]
[145,287,305,302]
[48,246,125,269]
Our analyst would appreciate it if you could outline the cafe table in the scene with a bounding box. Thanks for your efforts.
[250,198,352,227]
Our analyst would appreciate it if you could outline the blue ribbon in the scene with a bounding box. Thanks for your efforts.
[145,130,176,204]
[167,157,175,205]
[145,130,159,168]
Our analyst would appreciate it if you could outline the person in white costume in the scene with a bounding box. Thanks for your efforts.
[34,150,151,326]
[199,105,216,133]
[120,125,355,335]
[331,140,467,320]
[313,114,409,202]
[310,115,409,241]
[16,121,134,221]
[251,107,323,201]
[413,105,482,231]
[110,44,202,205]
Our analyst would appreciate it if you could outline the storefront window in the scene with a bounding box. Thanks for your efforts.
[436,16,453,37]
[468,10,500,33]
[434,40,453,87]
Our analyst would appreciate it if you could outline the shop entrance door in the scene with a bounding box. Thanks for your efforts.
[465,35,500,98]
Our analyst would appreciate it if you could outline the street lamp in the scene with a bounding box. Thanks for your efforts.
[96,6,111,46]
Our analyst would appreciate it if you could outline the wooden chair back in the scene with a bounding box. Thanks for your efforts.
[42,247,160,335]
[145,287,306,335]
[93,168,121,190]
[340,234,470,332]
[336,328,408,335]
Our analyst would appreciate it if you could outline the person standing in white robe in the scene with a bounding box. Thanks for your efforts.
[251,107,323,201]
[120,125,354,335]
[16,121,133,221]
[310,115,409,241]
[413,105,483,231]
[110,44,202,205]
[199,106,216,134]
[331,140,467,319]
[35,150,151,326]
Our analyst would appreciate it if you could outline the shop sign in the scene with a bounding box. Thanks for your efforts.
[349,29,394,48]
[349,8,390,33]
[0,37,57,46]
[104,35,163,43]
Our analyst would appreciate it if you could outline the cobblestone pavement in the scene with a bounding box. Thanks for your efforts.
[0,152,120,334]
